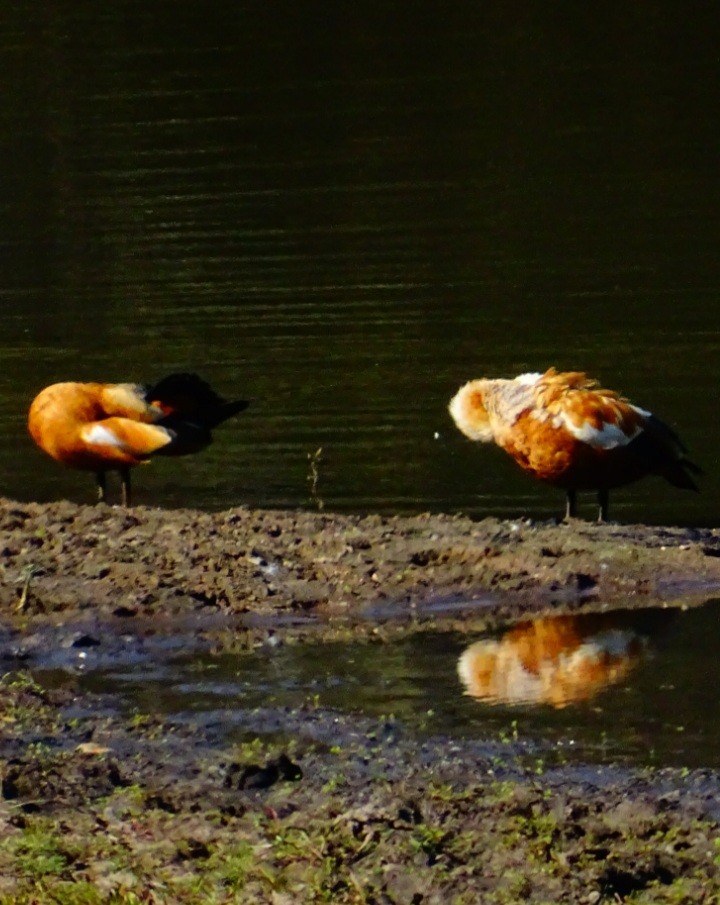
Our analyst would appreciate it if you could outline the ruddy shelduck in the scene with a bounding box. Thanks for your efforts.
[448,367,700,521]
[28,373,248,505]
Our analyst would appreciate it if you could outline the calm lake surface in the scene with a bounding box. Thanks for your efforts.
[2,3,720,523]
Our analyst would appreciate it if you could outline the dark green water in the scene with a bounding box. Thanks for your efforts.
[2,3,720,522]
[53,600,720,770]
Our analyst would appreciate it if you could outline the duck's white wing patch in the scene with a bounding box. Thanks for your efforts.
[82,423,130,451]
[515,372,543,385]
[560,412,642,449]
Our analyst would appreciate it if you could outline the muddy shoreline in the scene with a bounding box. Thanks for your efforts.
[2,497,720,902]
[4,497,720,624]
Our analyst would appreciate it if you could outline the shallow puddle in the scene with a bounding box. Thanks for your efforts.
[35,598,720,770]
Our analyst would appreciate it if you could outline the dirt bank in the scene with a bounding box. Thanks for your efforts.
[1,497,720,903]
[3,497,720,628]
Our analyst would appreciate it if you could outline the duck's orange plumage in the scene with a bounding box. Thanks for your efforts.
[448,367,700,520]
[28,373,248,505]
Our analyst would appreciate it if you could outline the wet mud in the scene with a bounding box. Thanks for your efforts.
[1,496,720,902]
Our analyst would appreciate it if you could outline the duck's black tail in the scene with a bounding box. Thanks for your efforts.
[146,373,249,428]
[145,373,248,456]
[664,456,702,492]
[634,414,702,492]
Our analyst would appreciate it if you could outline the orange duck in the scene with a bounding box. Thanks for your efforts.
[28,373,248,505]
[448,367,700,520]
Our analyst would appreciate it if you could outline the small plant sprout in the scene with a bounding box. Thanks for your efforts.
[307,446,324,510]
[16,564,40,612]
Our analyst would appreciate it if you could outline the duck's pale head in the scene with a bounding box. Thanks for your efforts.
[448,380,494,443]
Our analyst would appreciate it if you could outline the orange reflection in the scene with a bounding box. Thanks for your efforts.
[458,609,674,708]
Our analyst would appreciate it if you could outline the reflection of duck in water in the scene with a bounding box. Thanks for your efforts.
[458,609,675,708]
[448,368,700,521]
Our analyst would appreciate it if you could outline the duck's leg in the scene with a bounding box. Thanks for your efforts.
[597,488,609,523]
[564,489,577,520]
[120,466,132,507]
[96,471,107,504]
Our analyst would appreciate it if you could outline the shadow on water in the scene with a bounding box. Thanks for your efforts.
[33,597,720,770]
